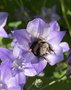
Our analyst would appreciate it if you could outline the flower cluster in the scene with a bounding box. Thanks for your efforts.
[0,12,69,90]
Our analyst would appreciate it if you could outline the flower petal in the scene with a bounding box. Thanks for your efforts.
[0,62,12,82]
[13,45,22,58]
[15,72,26,85]
[32,60,47,74]
[0,12,8,27]
[40,21,60,40]
[22,50,38,63]
[24,63,37,76]
[52,44,63,55]
[12,29,30,47]
[8,86,21,90]
[45,45,64,65]
[46,31,66,44]
[6,77,20,88]
[60,42,70,52]
[47,54,64,65]
[26,18,46,38]
[49,21,60,31]
[24,61,47,76]
[0,47,12,62]
[6,77,18,87]
[0,28,8,38]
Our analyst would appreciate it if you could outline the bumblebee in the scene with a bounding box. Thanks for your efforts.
[30,39,54,59]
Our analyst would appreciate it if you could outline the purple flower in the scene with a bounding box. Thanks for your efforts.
[66,49,71,75]
[12,18,69,71]
[0,47,45,85]
[0,62,21,90]
[67,49,71,65]
[40,6,60,22]
[0,47,26,86]
[0,12,8,38]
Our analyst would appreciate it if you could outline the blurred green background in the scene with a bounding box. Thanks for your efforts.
[0,0,71,90]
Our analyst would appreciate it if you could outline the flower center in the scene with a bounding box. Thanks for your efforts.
[30,39,53,58]
[12,59,25,75]
[0,81,7,90]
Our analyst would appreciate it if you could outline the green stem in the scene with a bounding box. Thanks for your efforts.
[42,0,47,7]
[60,0,71,35]
[27,83,34,90]
[39,73,67,90]
[14,0,20,7]
[20,0,24,7]
[14,0,23,8]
